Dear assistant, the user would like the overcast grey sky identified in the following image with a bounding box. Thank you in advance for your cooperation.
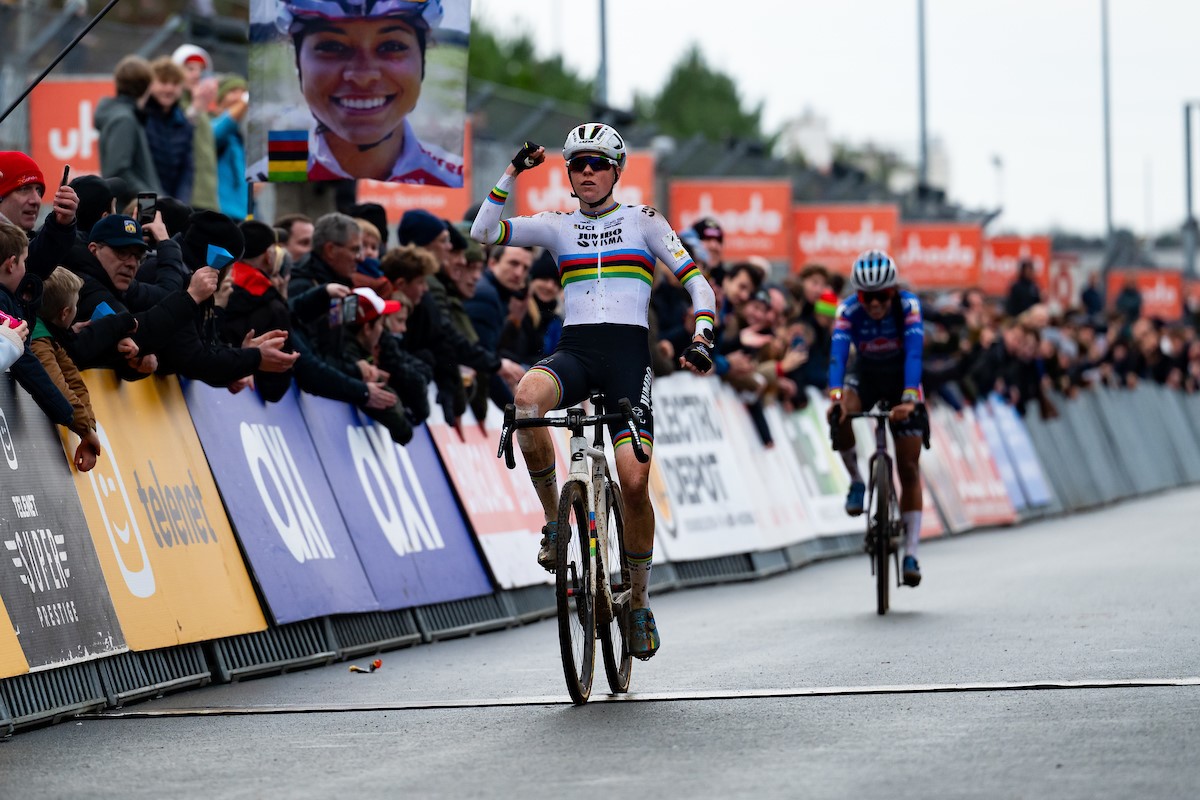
[473,0,1200,244]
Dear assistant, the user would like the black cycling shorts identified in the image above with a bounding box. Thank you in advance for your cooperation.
[529,324,654,450]
[845,365,924,438]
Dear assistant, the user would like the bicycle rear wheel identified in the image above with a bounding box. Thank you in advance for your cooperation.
[872,458,891,615]
[599,480,632,694]
[556,480,595,704]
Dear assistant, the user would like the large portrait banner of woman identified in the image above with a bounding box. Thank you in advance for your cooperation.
[248,0,470,187]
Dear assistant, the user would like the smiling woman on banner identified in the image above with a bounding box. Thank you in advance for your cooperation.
[248,0,464,186]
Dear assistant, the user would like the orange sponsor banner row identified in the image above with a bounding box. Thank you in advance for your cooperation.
[1105,269,1185,322]
[792,204,899,275]
[895,223,983,290]
[28,77,111,196]
[980,236,1052,297]
[670,179,792,262]
[515,150,655,216]
[66,372,266,651]
[357,122,474,228]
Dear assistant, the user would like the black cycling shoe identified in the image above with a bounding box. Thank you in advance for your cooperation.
[902,555,922,587]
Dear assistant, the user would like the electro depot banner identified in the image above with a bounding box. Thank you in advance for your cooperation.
[357,122,475,227]
[0,379,125,671]
[792,204,899,276]
[0,594,28,679]
[670,179,792,262]
[650,374,765,560]
[514,151,656,216]
[183,383,379,624]
[980,237,1052,298]
[426,399,564,590]
[895,223,983,290]
[297,392,493,609]
[68,372,265,650]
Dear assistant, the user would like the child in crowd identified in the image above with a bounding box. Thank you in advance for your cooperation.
[30,268,103,472]
[0,222,73,426]
[334,287,413,445]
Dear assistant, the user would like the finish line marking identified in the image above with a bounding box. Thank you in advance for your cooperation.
[80,677,1200,718]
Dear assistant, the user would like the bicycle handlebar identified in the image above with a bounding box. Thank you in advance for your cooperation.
[829,402,931,450]
[497,397,649,469]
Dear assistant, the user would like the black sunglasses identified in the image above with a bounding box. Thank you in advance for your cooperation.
[857,288,896,305]
[567,155,616,173]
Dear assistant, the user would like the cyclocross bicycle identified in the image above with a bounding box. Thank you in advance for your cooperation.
[497,394,648,705]
[834,402,928,616]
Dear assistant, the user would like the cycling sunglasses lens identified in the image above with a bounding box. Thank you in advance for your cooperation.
[859,289,894,304]
[568,156,614,173]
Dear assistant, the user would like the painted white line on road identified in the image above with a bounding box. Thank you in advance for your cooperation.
[78,677,1200,718]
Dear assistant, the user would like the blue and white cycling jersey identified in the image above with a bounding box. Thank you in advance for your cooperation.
[828,290,924,394]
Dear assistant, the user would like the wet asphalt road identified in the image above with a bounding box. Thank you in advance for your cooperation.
[2,488,1198,799]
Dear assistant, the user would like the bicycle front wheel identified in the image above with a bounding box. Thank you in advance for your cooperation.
[556,479,595,705]
[872,458,891,616]
[599,480,632,694]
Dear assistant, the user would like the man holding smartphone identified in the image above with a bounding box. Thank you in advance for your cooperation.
[0,151,80,280]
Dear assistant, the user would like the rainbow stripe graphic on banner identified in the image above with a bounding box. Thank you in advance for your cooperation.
[268,131,309,182]
[558,249,654,287]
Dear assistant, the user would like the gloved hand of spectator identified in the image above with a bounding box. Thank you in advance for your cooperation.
[188,266,219,304]
[365,382,398,410]
[74,430,102,473]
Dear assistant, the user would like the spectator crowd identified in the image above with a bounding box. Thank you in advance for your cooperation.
[1,38,1198,480]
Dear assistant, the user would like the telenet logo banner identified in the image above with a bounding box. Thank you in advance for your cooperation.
[65,372,265,650]
[0,594,29,679]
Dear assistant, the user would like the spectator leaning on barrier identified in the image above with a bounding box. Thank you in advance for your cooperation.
[0,221,73,426]
[95,56,162,195]
[467,243,532,400]
[288,211,361,357]
[30,268,103,472]
[144,57,195,204]
[0,151,80,279]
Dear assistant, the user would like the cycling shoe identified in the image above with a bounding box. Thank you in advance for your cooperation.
[846,481,866,516]
[629,608,661,660]
[537,523,557,573]
[902,555,922,587]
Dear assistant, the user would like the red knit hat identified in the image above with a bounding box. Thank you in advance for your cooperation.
[0,151,45,198]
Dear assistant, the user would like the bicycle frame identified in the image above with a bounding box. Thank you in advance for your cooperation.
[862,411,901,581]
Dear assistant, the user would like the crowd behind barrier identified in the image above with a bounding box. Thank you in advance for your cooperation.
[4,361,1200,734]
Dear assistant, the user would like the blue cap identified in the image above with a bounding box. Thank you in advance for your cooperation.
[89,215,146,250]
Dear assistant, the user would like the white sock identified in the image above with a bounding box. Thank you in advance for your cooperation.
[902,511,922,559]
[840,447,862,484]
[627,549,653,610]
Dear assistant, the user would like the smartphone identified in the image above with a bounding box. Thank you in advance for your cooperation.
[136,192,157,225]
[60,165,70,187]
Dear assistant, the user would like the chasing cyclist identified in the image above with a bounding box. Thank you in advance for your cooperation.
[470,123,717,660]
[826,250,927,587]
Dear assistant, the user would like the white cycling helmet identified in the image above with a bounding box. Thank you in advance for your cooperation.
[278,0,443,34]
[851,249,899,292]
[562,123,627,167]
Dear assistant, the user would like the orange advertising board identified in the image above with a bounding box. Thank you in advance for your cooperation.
[980,236,1052,297]
[670,179,792,262]
[895,223,982,290]
[28,78,110,193]
[1105,269,1184,321]
[792,204,899,275]
[65,372,266,650]
[514,150,655,215]
[357,121,474,227]
[0,596,29,679]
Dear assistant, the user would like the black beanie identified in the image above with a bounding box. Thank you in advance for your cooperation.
[529,250,559,283]
[397,209,446,247]
[347,202,389,250]
[183,210,245,269]
[239,220,277,260]
[69,175,113,234]
[445,218,468,251]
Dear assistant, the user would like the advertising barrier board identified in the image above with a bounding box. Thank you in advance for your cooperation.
[792,204,899,275]
[776,391,859,536]
[650,375,765,560]
[974,401,1026,511]
[980,237,1052,298]
[298,392,494,608]
[895,223,983,290]
[184,383,380,624]
[0,379,125,671]
[68,372,265,650]
[0,595,28,678]
[1106,269,1184,321]
[987,396,1053,508]
[670,179,792,262]
[928,405,1016,528]
[426,400,560,589]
